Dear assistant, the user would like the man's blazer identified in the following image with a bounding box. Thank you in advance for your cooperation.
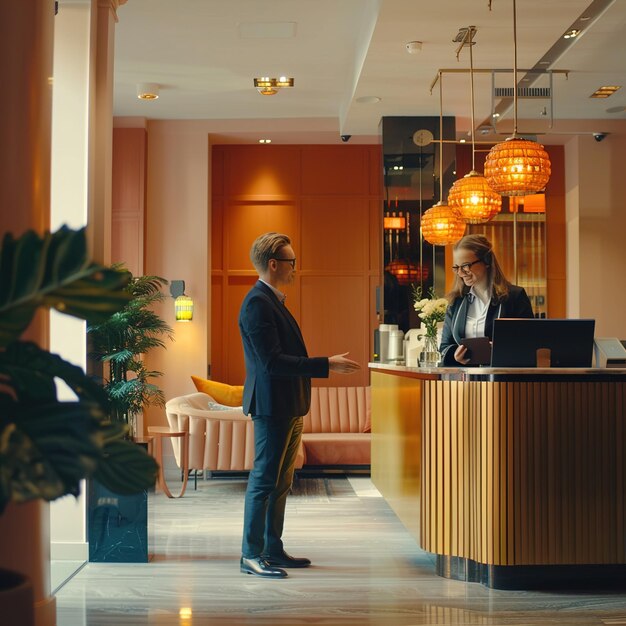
[239,280,329,418]
[440,285,534,365]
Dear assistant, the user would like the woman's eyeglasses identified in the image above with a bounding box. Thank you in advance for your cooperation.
[451,259,482,274]
[272,258,297,269]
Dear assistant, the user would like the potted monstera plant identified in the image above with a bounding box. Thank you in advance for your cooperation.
[0,226,158,621]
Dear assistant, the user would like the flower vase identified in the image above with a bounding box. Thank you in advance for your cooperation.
[419,333,441,367]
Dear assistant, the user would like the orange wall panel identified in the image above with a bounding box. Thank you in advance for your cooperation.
[226,202,299,270]
[211,275,224,380]
[226,146,301,199]
[300,275,368,388]
[212,145,382,388]
[300,197,368,272]
[226,276,257,384]
[301,146,369,196]
[112,128,146,275]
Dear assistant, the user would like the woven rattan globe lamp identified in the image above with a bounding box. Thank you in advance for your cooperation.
[421,201,466,246]
[484,0,551,196]
[420,73,466,246]
[448,26,502,223]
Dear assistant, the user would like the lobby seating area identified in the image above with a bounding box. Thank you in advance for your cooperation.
[164,386,371,473]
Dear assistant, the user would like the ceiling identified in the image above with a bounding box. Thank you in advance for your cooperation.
[111,0,626,144]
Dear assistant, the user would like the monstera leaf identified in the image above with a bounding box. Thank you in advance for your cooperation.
[0,227,158,514]
[0,226,132,347]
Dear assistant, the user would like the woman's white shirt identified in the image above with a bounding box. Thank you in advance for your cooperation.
[464,288,490,338]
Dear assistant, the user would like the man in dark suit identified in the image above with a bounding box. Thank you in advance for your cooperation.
[239,232,360,578]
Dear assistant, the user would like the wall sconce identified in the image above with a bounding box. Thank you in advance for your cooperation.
[170,280,193,322]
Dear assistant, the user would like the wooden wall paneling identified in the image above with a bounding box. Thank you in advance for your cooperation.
[112,128,146,275]
[210,275,224,381]
[212,145,224,197]
[211,196,224,271]
[300,275,368,387]
[301,146,369,196]
[226,202,299,270]
[300,197,368,272]
[226,146,301,200]
[212,145,382,386]
[545,145,566,318]
[111,213,142,276]
[226,276,257,385]
[368,146,383,197]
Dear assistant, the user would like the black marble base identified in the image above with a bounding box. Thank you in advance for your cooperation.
[88,480,151,563]
[436,555,626,590]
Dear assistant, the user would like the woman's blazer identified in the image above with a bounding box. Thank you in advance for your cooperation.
[439,285,534,366]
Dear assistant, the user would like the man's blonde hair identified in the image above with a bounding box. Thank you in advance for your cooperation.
[250,232,291,272]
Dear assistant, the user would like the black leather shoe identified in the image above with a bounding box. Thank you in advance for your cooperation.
[240,556,288,578]
[264,551,311,568]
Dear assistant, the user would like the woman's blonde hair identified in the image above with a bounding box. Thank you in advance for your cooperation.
[446,234,511,303]
[250,232,291,272]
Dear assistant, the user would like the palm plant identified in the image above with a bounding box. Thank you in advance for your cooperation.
[0,226,158,515]
[87,271,173,437]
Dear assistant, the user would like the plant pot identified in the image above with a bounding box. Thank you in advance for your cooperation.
[88,479,151,563]
[0,569,34,626]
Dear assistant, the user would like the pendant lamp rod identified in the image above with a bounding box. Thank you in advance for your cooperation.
[467,27,476,171]
[512,0,519,136]
[438,71,444,202]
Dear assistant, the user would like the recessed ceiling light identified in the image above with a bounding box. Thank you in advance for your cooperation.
[590,85,621,98]
[253,77,294,96]
[356,96,381,104]
[137,83,159,100]
[259,139,272,144]
[563,29,580,39]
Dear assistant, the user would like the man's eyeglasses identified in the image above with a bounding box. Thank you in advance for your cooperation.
[451,259,482,274]
[272,257,297,269]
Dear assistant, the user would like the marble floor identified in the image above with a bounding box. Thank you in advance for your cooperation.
[55,475,626,626]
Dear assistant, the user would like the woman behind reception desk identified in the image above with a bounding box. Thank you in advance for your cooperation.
[440,234,534,365]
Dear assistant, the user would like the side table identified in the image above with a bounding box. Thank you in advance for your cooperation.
[147,426,189,498]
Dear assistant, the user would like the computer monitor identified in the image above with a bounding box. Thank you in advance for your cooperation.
[490,318,595,368]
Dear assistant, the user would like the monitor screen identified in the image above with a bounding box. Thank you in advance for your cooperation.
[491,318,595,368]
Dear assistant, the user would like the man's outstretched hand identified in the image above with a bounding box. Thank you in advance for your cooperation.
[328,352,361,374]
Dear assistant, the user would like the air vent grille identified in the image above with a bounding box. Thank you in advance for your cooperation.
[495,87,552,98]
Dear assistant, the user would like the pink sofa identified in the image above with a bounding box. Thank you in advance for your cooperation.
[164,386,371,472]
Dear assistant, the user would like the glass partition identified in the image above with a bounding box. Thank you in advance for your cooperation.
[381,116,456,332]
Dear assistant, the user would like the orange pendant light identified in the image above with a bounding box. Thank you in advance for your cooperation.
[484,138,551,196]
[448,26,502,222]
[420,72,465,246]
[449,171,502,223]
[484,0,551,196]
[421,201,466,246]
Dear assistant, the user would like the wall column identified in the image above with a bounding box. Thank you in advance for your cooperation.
[0,1,56,625]
[88,0,127,264]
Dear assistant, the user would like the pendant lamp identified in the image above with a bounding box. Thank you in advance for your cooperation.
[420,74,466,246]
[448,27,502,223]
[484,0,551,196]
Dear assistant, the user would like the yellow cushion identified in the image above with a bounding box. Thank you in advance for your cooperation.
[191,376,244,407]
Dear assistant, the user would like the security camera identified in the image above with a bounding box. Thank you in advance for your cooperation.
[593,132,607,142]
[340,134,352,143]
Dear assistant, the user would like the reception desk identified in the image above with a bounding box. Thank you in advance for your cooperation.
[369,363,626,588]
